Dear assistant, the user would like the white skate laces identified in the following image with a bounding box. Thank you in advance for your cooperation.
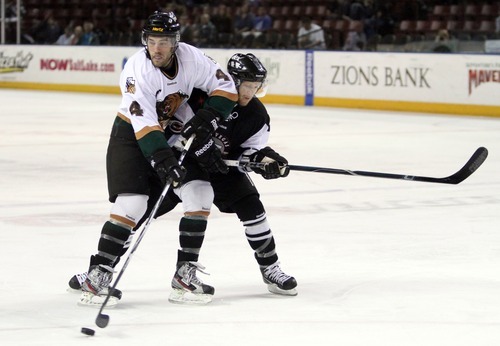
[169,261,214,305]
[78,265,121,308]
[261,262,298,296]
[82,265,114,294]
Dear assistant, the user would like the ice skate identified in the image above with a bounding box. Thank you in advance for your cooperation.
[169,261,214,305]
[78,265,121,307]
[261,262,298,296]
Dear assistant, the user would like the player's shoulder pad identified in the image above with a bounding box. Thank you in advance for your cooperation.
[176,42,210,64]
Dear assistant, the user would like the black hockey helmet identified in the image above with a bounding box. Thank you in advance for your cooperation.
[227,53,267,87]
[141,11,181,47]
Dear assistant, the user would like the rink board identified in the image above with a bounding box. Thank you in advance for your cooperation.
[0,45,498,117]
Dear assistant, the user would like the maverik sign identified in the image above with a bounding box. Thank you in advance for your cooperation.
[0,50,33,74]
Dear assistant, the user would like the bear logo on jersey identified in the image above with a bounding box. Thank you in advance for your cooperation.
[156,91,188,129]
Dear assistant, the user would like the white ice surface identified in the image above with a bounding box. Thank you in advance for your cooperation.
[0,90,499,346]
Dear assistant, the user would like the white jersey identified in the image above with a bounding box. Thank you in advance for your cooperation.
[117,43,237,141]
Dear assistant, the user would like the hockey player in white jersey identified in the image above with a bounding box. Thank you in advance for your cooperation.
[73,11,238,307]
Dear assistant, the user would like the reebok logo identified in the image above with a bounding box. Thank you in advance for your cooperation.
[195,139,214,157]
[210,119,218,130]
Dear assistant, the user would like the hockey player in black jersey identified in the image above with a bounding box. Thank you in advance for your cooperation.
[162,53,297,300]
[209,53,297,296]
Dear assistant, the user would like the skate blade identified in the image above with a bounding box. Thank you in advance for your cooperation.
[78,291,119,308]
[168,289,213,305]
[67,287,82,294]
[267,284,298,296]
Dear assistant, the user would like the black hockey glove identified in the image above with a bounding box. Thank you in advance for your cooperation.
[247,147,290,180]
[149,148,186,186]
[181,108,220,144]
[191,137,229,174]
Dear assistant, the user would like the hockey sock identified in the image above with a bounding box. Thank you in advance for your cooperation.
[232,195,279,267]
[95,221,133,267]
[246,219,278,267]
[177,216,207,263]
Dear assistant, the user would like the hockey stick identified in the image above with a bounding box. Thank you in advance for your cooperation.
[95,135,195,329]
[224,147,488,185]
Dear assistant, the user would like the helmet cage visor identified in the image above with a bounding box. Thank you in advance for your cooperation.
[255,79,268,98]
[141,32,180,48]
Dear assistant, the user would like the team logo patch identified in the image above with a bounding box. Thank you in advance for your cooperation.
[125,77,136,94]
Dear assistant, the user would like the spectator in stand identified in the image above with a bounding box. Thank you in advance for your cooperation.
[325,0,339,19]
[326,0,354,20]
[55,26,74,45]
[196,13,217,47]
[348,0,364,20]
[346,0,375,21]
[434,29,449,43]
[70,25,83,45]
[366,6,395,38]
[211,4,234,35]
[179,14,198,46]
[433,28,451,53]
[252,7,272,36]
[34,14,62,44]
[342,20,366,51]
[297,17,326,50]
[78,21,100,45]
[357,0,376,42]
[93,19,111,45]
[234,3,255,35]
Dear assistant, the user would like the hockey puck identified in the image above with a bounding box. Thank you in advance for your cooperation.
[81,327,95,336]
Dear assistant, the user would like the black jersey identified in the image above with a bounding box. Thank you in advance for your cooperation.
[183,88,271,212]
[186,87,271,161]
[215,96,270,161]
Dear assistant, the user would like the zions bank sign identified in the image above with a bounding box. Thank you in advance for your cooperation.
[331,65,431,88]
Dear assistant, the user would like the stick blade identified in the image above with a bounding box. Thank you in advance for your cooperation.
[95,313,110,328]
[446,146,488,184]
